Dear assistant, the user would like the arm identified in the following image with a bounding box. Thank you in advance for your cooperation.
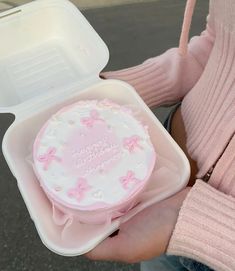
[86,180,235,271]
[167,180,235,271]
[102,15,215,108]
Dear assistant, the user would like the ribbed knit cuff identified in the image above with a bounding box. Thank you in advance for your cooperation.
[102,60,171,108]
[167,180,235,271]
[101,50,184,108]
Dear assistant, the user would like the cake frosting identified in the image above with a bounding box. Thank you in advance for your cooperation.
[33,100,156,222]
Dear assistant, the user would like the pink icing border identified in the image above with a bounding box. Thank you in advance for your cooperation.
[33,100,156,212]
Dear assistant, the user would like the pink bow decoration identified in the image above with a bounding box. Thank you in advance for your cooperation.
[123,135,143,153]
[37,147,61,171]
[120,170,141,190]
[81,110,104,128]
[67,178,91,202]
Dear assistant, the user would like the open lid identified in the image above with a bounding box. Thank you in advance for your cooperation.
[0,0,109,116]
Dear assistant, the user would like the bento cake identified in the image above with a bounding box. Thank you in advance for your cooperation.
[33,100,156,212]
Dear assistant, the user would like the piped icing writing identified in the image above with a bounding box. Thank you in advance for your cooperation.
[64,121,121,177]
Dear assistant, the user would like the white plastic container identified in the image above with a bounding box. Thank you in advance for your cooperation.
[0,0,190,256]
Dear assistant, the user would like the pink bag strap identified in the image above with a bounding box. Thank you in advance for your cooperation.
[178,0,197,56]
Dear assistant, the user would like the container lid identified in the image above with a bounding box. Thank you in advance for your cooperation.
[0,0,109,116]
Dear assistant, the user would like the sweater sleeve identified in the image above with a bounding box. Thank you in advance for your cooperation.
[167,180,235,271]
[102,15,215,108]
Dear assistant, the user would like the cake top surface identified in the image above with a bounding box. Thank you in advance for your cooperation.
[33,100,156,210]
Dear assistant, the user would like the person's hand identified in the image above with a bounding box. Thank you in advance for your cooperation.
[86,187,190,263]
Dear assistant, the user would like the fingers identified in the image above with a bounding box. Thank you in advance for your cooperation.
[85,232,135,263]
[99,73,106,79]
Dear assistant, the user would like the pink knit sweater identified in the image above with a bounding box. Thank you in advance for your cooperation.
[103,0,235,270]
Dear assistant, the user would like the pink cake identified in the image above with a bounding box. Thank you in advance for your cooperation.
[33,100,156,224]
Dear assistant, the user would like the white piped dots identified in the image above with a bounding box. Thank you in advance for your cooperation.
[93,190,103,199]
[54,186,62,192]
[68,120,75,126]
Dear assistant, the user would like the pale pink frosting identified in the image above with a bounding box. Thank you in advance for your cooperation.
[33,100,156,224]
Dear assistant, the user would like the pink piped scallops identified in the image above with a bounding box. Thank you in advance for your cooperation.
[33,100,156,224]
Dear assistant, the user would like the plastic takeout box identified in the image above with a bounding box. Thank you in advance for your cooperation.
[0,0,190,256]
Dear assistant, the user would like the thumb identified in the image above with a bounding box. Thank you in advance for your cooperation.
[99,72,106,79]
[100,71,118,80]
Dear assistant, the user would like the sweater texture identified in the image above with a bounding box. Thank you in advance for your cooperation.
[103,0,235,270]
